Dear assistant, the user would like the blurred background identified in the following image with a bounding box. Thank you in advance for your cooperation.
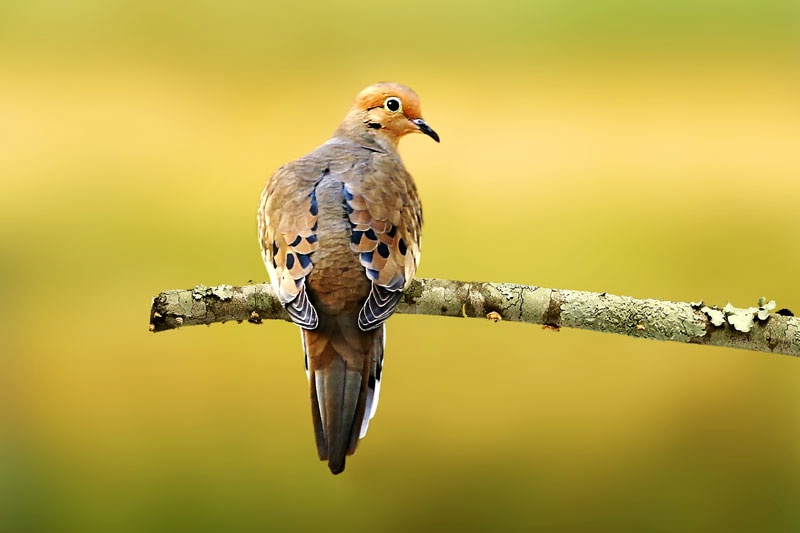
[1,0,799,531]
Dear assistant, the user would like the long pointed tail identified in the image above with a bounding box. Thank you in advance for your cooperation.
[303,321,384,475]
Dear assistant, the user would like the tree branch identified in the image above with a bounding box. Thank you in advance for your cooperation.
[149,278,800,357]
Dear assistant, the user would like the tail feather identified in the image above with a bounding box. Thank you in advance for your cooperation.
[303,323,384,475]
[309,377,327,460]
[359,326,384,440]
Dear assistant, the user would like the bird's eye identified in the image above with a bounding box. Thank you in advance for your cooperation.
[384,97,402,113]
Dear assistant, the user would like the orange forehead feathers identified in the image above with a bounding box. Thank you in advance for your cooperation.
[351,83,423,119]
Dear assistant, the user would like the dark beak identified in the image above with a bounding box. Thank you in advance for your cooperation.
[413,118,440,143]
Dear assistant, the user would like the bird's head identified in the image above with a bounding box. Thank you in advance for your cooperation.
[345,82,439,146]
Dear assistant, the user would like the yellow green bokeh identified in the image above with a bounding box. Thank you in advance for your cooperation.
[2,1,799,531]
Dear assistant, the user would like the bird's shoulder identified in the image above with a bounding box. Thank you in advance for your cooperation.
[280,137,408,182]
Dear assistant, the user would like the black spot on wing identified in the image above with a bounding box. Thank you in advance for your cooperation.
[281,179,322,330]
[343,186,354,214]
[341,183,405,329]
[358,284,403,331]
[309,189,319,216]
[297,253,312,269]
[376,242,390,259]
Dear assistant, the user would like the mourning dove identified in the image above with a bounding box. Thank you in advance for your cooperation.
[257,83,439,474]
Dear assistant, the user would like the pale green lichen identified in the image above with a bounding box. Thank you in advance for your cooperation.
[560,294,705,342]
[192,284,208,300]
[176,290,194,315]
[211,284,234,301]
[702,299,777,333]
[757,299,776,321]
[723,303,758,333]
[191,283,234,301]
[701,306,726,327]
[727,310,756,333]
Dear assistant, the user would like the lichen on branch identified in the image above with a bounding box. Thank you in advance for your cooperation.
[149,278,800,358]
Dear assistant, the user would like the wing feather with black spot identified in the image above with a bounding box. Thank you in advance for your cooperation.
[258,162,323,329]
[343,153,422,331]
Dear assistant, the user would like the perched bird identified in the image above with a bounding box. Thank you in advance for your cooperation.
[257,83,438,474]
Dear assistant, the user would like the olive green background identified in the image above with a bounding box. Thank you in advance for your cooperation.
[1,1,799,531]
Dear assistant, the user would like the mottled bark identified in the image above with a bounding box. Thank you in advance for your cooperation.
[149,278,800,357]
